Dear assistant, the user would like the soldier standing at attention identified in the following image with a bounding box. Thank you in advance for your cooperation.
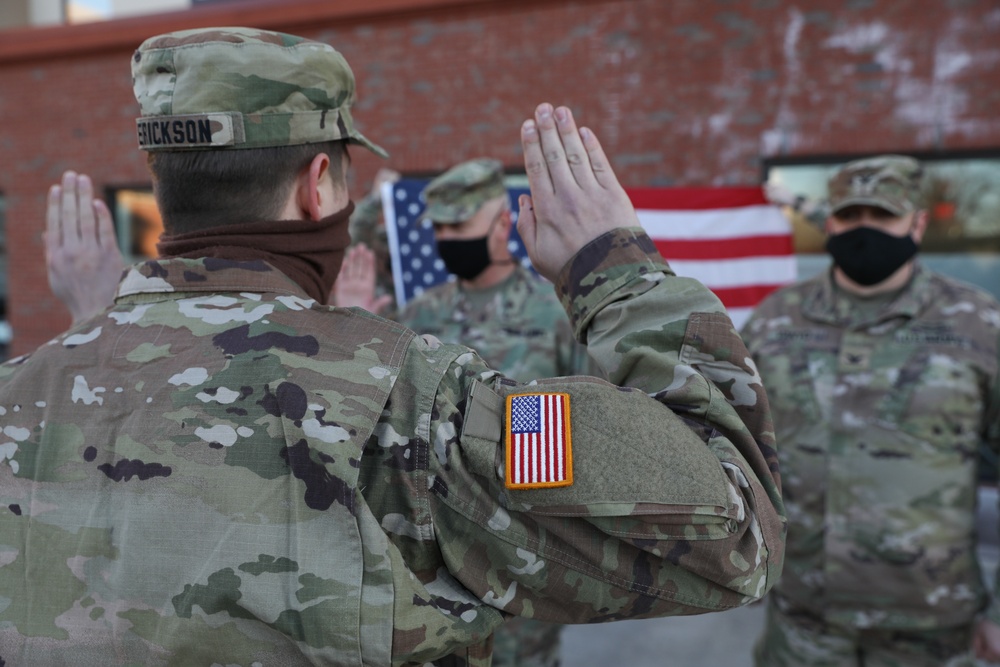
[1,27,785,666]
[742,156,1000,666]
[400,158,594,387]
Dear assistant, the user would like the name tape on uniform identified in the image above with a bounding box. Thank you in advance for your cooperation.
[136,113,246,149]
[505,392,573,490]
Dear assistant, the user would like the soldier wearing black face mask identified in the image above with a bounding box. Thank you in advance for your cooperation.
[742,155,1000,666]
[397,158,598,667]
[823,156,926,292]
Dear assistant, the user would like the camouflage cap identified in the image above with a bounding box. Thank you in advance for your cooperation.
[421,158,507,224]
[131,27,387,157]
[828,155,924,217]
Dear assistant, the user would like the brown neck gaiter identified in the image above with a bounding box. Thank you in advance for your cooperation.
[157,201,355,304]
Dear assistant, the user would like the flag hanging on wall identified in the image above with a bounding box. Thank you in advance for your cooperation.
[382,181,795,329]
[628,187,796,328]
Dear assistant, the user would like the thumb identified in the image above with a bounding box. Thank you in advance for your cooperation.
[516,195,537,258]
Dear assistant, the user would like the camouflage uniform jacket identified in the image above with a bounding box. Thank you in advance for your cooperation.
[741,264,1000,631]
[398,265,592,382]
[1,228,785,666]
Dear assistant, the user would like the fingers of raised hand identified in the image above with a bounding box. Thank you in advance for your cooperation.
[58,171,82,245]
[553,107,596,189]
[342,246,361,279]
[356,246,375,280]
[579,126,621,192]
[76,174,98,247]
[46,184,63,248]
[534,103,578,193]
[521,117,550,196]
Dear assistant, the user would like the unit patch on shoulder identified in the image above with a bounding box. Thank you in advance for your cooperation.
[505,392,573,490]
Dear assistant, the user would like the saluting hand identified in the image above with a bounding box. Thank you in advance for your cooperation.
[516,103,640,281]
[45,171,127,325]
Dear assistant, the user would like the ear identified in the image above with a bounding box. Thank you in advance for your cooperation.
[489,208,513,259]
[911,209,929,244]
[295,153,331,222]
[496,208,513,238]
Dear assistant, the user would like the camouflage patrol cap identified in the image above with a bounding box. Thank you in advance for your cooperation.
[131,27,387,157]
[828,155,924,217]
[421,158,507,224]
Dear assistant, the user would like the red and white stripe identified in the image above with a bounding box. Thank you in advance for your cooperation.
[511,394,569,487]
[628,187,796,330]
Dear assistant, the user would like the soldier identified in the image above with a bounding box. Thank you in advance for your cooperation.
[401,158,594,384]
[742,156,1000,666]
[0,27,785,666]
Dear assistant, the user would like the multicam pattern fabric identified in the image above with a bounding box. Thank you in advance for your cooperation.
[398,265,594,382]
[400,260,586,665]
[490,617,562,667]
[754,595,979,667]
[741,265,1000,636]
[421,159,507,224]
[132,27,387,156]
[827,155,924,217]
[1,228,785,666]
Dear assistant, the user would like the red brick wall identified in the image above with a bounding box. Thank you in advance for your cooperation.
[2,0,999,354]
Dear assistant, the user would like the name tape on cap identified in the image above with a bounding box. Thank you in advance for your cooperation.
[136,113,246,149]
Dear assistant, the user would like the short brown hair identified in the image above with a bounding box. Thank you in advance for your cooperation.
[148,140,349,234]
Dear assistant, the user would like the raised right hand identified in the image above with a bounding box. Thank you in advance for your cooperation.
[515,103,640,281]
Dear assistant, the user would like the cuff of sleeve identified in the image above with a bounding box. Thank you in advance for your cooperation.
[554,227,672,339]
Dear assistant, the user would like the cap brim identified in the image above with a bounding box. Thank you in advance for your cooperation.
[831,196,907,217]
[350,131,389,159]
[419,206,463,225]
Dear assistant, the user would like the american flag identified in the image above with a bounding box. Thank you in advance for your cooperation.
[506,392,572,489]
[382,181,795,329]
[630,187,796,329]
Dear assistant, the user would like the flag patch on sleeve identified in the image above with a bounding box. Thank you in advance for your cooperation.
[505,392,573,489]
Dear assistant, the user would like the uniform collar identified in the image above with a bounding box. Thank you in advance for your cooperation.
[801,261,932,327]
[116,257,312,301]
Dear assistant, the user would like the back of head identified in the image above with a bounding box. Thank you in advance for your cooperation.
[132,27,387,232]
[421,158,507,224]
[827,154,924,217]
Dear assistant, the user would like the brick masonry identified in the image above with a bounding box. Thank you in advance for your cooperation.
[1,0,999,354]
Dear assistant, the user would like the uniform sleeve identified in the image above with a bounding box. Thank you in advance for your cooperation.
[427,227,785,623]
[554,308,600,378]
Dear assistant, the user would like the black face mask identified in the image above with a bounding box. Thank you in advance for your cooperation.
[436,235,492,281]
[825,226,918,287]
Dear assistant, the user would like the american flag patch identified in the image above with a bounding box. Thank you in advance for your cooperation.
[505,392,573,489]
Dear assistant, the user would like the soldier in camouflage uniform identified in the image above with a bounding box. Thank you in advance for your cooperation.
[742,156,1000,666]
[399,159,593,385]
[0,27,786,666]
